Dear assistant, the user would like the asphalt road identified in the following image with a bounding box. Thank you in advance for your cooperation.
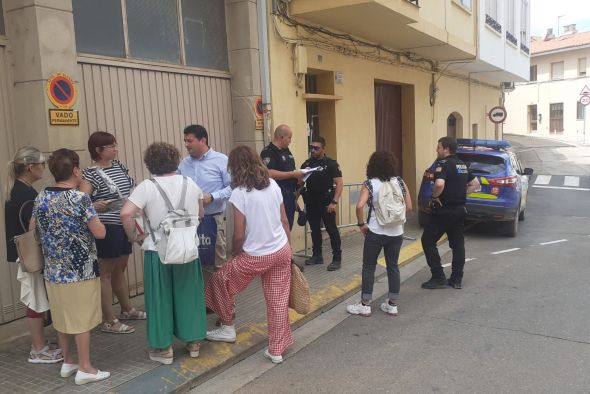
[198,135,590,393]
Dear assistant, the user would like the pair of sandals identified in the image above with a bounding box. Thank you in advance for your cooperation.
[101,308,147,334]
[28,343,63,364]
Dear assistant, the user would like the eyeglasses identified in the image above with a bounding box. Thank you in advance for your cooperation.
[102,144,118,149]
[309,145,322,152]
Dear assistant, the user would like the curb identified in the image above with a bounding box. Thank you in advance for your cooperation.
[114,235,447,394]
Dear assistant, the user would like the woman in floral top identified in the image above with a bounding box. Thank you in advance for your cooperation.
[33,149,110,385]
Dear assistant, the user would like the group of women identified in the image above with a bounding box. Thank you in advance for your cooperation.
[5,128,411,386]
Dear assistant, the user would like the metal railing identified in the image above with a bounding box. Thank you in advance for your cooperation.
[296,182,417,258]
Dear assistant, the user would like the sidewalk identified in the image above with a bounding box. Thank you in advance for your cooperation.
[0,214,431,393]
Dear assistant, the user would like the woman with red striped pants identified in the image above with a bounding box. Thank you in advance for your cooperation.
[205,145,293,363]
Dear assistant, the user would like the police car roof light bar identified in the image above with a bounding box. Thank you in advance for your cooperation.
[456,139,511,150]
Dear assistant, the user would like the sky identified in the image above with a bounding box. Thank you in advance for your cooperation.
[531,0,590,36]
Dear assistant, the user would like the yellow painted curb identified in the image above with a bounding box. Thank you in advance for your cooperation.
[378,234,448,268]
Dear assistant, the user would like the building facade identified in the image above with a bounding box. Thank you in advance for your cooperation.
[0,0,529,331]
[504,26,590,141]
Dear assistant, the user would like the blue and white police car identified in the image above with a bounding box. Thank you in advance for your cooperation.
[418,139,534,237]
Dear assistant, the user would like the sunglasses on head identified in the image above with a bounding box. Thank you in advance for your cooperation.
[309,145,322,151]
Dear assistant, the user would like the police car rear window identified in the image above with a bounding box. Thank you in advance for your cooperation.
[457,153,506,175]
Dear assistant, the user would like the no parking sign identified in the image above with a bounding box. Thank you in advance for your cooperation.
[46,73,77,109]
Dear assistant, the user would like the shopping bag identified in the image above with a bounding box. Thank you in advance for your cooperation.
[197,215,217,266]
[289,263,310,314]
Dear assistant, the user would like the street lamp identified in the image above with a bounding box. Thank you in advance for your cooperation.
[557,15,565,36]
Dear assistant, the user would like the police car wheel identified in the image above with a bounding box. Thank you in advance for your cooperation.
[518,207,525,221]
[504,212,519,238]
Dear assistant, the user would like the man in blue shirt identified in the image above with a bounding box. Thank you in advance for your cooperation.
[178,125,231,273]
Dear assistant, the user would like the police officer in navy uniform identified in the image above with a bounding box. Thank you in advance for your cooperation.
[301,136,344,271]
[261,124,304,229]
[421,136,480,289]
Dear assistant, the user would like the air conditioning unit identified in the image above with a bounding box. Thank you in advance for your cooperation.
[501,82,515,92]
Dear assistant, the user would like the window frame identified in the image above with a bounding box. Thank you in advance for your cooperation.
[73,0,228,71]
[550,61,564,80]
[577,101,586,120]
[578,58,587,77]
[529,65,537,81]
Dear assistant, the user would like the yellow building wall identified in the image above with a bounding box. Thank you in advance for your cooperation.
[267,6,499,248]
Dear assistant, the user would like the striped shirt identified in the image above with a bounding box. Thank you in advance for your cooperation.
[82,160,135,225]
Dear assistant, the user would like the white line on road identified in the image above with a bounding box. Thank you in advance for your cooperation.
[563,176,580,187]
[533,185,590,191]
[539,239,568,245]
[534,175,552,185]
[491,248,521,255]
[443,258,476,268]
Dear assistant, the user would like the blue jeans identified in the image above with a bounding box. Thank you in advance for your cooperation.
[361,231,403,302]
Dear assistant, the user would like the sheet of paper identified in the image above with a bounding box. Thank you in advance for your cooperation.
[301,166,322,182]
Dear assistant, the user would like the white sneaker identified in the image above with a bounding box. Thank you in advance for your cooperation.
[74,369,110,385]
[60,363,79,378]
[206,324,236,343]
[264,349,283,364]
[380,301,398,316]
[346,302,371,316]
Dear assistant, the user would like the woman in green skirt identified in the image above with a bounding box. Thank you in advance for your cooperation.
[120,142,206,364]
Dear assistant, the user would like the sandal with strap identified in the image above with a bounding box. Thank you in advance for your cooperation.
[28,345,64,364]
[101,318,135,334]
[186,341,201,358]
[119,308,147,320]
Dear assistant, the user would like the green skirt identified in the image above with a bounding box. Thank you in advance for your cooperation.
[143,251,207,349]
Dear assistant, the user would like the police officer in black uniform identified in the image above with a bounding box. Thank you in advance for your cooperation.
[421,136,480,289]
[301,136,343,271]
[261,124,304,229]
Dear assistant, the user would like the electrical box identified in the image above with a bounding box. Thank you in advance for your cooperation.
[293,44,308,74]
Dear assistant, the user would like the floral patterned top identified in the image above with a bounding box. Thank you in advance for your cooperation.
[33,187,99,284]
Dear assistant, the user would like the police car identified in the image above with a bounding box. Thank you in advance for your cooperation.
[418,139,534,237]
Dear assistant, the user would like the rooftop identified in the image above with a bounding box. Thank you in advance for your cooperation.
[531,30,590,55]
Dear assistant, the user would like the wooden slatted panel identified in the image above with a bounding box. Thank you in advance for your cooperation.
[77,61,233,298]
[0,45,24,324]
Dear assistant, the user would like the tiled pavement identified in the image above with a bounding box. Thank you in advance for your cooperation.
[0,215,425,393]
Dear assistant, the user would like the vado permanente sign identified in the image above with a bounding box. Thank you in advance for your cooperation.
[46,72,79,126]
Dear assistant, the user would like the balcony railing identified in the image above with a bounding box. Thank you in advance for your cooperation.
[506,31,517,45]
[520,43,530,54]
[485,14,502,34]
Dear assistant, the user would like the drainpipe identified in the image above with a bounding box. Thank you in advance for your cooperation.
[257,0,272,146]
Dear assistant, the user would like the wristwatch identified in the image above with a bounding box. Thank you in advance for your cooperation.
[331,200,338,205]
[357,222,365,227]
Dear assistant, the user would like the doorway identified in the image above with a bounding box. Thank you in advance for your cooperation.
[446,112,463,138]
[549,103,564,134]
[527,104,537,133]
[374,83,402,173]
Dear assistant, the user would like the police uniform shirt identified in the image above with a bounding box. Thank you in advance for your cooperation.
[261,143,297,190]
[301,156,342,195]
[434,154,475,206]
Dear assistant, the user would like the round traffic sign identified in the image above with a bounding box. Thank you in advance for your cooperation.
[580,95,590,106]
[488,106,507,124]
[46,73,77,109]
[254,97,263,119]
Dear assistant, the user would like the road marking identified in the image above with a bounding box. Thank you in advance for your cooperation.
[443,258,475,268]
[563,176,580,187]
[491,248,520,255]
[533,185,590,191]
[539,239,568,245]
[534,175,551,185]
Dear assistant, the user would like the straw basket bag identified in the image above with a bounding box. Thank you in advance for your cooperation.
[289,263,310,315]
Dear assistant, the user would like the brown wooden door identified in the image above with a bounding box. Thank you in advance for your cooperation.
[375,83,402,173]
[549,103,563,134]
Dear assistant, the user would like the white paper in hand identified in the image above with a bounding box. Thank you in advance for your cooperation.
[301,166,322,182]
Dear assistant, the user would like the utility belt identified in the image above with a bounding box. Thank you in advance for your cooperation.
[302,188,334,205]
